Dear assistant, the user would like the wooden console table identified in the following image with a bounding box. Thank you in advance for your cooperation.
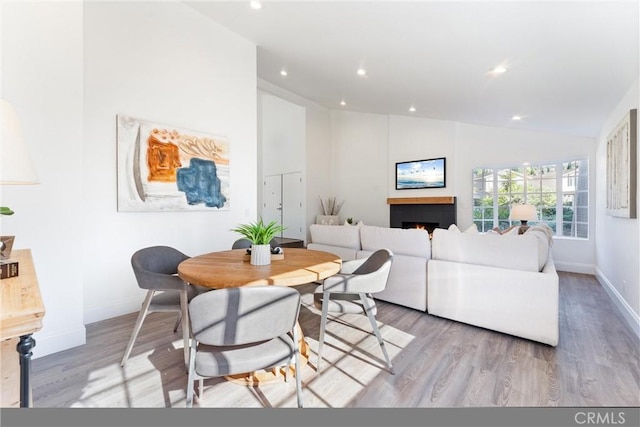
[272,237,304,248]
[1,249,45,407]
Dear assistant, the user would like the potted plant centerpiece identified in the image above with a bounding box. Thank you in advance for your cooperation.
[231,218,286,266]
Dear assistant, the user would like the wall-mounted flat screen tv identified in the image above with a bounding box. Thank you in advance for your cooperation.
[396,157,446,190]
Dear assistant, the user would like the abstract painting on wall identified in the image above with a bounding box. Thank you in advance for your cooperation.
[117,115,230,212]
[606,109,637,219]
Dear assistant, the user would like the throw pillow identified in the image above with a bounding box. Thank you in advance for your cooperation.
[464,224,479,234]
[448,224,477,233]
[503,226,520,236]
[524,224,554,245]
[491,225,517,235]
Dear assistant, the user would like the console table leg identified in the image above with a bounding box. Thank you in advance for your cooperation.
[17,334,35,408]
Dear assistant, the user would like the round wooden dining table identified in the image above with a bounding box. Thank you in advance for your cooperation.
[178,248,342,289]
[177,247,342,385]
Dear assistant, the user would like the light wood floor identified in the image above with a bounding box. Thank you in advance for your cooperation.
[31,272,640,408]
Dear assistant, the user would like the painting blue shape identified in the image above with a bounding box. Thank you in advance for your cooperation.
[177,158,227,208]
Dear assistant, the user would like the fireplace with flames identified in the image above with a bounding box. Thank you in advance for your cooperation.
[402,221,440,238]
[389,197,457,235]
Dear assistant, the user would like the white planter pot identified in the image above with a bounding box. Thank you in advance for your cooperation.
[316,215,340,225]
[250,244,271,266]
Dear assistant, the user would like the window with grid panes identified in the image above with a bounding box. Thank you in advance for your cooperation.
[472,159,588,238]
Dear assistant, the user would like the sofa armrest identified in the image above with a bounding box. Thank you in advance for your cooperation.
[427,259,559,346]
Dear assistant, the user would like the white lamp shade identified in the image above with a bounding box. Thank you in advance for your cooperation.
[510,204,537,221]
[1,99,39,184]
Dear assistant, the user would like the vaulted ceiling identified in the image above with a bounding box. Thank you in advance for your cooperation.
[188,1,639,138]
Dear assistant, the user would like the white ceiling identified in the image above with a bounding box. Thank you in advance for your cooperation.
[187,1,639,138]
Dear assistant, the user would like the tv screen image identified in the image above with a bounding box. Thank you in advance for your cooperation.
[396,157,446,189]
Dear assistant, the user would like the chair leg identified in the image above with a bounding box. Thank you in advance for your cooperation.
[180,290,190,369]
[120,290,155,367]
[316,290,330,372]
[186,339,196,408]
[173,313,182,333]
[293,326,303,408]
[360,293,394,374]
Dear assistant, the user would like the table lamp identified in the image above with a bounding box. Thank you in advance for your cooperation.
[1,99,39,264]
[510,203,536,234]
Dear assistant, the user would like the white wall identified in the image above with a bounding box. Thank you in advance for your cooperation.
[1,0,86,356]
[82,2,257,325]
[1,1,257,357]
[330,110,389,227]
[595,77,639,335]
[388,115,457,199]
[257,79,332,240]
[260,92,305,177]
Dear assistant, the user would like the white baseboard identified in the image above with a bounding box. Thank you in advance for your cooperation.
[554,261,595,275]
[595,267,640,340]
[33,326,86,359]
[84,296,141,325]
[31,298,141,359]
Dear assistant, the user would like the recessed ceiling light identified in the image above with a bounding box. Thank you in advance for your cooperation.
[409,106,416,113]
[492,65,508,74]
[250,1,262,10]
[357,68,366,76]
[280,69,288,77]
[512,115,522,121]
[340,100,346,106]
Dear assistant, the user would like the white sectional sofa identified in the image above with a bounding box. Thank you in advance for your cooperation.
[307,223,559,346]
[308,224,430,311]
[428,226,559,346]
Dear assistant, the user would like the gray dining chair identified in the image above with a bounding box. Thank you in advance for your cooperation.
[314,248,395,374]
[186,286,303,408]
[121,246,200,367]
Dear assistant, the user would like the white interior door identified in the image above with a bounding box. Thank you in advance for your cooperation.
[262,175,282,233]
[282,172,304,240]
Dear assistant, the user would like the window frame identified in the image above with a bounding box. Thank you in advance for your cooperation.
[472,158,589,240]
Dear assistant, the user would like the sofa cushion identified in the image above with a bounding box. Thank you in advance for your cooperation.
[359,225,430,259]
[309,224,361,250]
[431,228,542,272]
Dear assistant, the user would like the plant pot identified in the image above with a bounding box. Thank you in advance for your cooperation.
[250,244,271,266]
[316,215,340,225]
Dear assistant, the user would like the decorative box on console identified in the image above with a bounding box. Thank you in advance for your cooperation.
[316,215,340,225]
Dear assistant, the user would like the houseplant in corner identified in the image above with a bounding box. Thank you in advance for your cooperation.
[231,218,286,265]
